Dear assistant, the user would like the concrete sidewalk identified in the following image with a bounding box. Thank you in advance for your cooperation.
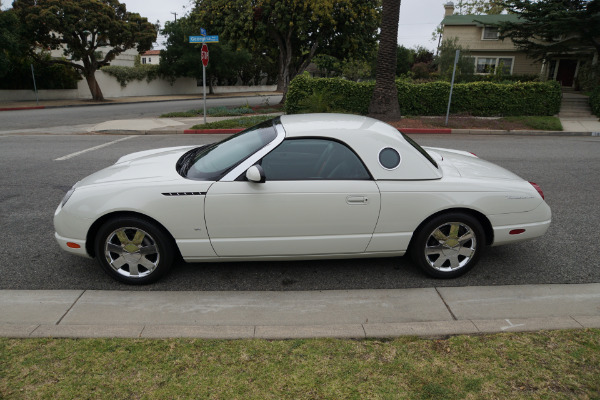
[2,284,599,339]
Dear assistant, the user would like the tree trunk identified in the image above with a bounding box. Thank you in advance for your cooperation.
[85,72,105,101]
[368,0,402,120]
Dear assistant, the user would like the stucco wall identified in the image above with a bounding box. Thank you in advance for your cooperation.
[0,70,277,101]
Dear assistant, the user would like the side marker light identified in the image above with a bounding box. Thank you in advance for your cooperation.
[509,229,526,235]
[67,242,81,249]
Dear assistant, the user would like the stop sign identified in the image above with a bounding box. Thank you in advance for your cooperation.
[201,44,209,67]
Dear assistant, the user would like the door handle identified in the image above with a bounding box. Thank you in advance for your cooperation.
[346,195,368,205]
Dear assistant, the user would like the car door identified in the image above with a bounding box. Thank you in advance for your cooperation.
[204,138,381,257]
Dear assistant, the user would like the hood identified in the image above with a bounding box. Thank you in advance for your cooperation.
[424,147,523,181]
[75,146,196,188]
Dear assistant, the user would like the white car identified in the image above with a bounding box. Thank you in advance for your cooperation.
[54,114,551,284]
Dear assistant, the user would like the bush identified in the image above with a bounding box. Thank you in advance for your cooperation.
[101,65,160,87]
[0,57,80,90]
[590,86,600,117]
[285,74,562,117]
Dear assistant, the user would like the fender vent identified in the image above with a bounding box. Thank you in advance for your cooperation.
[161,192,206,196]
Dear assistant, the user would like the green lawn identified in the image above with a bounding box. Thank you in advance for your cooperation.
[2,330,599,399]
[190,115,275,129]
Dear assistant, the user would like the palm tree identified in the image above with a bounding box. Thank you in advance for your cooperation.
[368,0,402,119]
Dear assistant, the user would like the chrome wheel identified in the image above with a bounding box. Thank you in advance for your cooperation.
[95,216,174,284]
[424,222,476,272]
[411,212,485,278]
[104,227,160,278]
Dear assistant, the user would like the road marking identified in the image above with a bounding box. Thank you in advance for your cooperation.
[54,136,136,161]
[501,319,525,331]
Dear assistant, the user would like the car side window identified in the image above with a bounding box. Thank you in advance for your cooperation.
[260,138,371,180]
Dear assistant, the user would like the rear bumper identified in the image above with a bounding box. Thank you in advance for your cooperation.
[490,201,552,246]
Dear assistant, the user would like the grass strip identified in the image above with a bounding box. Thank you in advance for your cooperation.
[2,329,599,399]
[161,106,281,118]
[503,116,563,131]
[190,115,274,130]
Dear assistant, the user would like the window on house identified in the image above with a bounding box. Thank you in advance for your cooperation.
[482,26,499,40]
[148,58,152,63]
[142,58,146,64]
[475,57,513,75]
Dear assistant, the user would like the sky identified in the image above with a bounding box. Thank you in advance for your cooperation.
[2,0,446,51]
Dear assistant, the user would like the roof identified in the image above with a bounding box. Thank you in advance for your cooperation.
[442,14,521,27]
[142,50,161,56]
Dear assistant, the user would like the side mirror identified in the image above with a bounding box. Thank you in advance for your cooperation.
[246,164,266,183]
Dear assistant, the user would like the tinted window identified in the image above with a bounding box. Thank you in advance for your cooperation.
[184,118,278,180]
[260,138,371,180]
[379,147,401,170]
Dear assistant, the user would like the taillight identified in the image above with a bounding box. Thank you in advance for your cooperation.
[529,182,545,200]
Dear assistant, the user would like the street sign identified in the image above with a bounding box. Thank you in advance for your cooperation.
[189,35,219,43]
[200,27,207,36]
[201,44,209,67]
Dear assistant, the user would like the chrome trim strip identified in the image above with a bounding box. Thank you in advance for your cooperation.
[161,192,206,196]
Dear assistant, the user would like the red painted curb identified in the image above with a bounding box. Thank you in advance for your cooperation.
[398,128,452,134]
[184,128,244,134]
[0,106,46,111]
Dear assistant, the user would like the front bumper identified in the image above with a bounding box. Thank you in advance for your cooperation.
[54,232,91,258]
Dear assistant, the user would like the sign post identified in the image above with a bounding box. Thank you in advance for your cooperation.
[189,30,219,124]
[201,44,209,124]
[445,50,460,126]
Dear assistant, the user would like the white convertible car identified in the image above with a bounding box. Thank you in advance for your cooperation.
[54,114,551,284]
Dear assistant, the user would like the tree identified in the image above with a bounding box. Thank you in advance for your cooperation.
[453,0,506,14]
[192,0,380,101]
[13,0,157,101]
[159,17,263,93]
[435,37,475,80]
[368,0,401,119]
[497,0,600,61]
[396,45,415,76]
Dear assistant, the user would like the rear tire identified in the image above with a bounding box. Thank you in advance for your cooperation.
[411,213,485,279]
[94,217,174,284]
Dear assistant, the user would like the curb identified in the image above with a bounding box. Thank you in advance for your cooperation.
[400,128,452,134]
[3,316,599,339]
[184,128,244,134]
[0,106,46,111]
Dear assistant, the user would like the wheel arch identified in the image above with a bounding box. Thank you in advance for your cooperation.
[408,207,494,251]
[86,211,180,259]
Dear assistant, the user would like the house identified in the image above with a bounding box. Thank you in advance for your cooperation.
[440,1,597,87]
[140,50,161,65]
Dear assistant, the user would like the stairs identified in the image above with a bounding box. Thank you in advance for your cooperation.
[558,90,595,118]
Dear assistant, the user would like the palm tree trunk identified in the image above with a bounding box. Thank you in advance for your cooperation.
[368,0,402,120]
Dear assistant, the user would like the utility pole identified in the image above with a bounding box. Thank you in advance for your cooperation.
[171,12,177,22]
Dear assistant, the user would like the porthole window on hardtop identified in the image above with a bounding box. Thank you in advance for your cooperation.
[379,147,401,170]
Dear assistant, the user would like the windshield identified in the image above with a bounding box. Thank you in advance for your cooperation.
[181,117,279,181]
[401,132,439,169]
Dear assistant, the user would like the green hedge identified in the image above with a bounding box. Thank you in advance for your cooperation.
[285,74,562,117]
[590,86,600,117]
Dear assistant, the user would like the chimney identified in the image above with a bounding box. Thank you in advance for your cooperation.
[444,2,455,16]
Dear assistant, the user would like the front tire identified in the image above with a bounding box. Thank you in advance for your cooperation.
[94,217,174,284]
[411,213,485,279]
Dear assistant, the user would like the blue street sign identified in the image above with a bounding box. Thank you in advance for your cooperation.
[189,35,219,43]
[200,28,207,36]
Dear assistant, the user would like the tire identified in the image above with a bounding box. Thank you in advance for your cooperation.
[411,212,485,279]
[94,216,174,284]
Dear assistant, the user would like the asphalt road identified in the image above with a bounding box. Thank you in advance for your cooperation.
[1,133,598,290]
[0,95,282,133]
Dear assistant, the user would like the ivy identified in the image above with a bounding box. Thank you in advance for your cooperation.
[100,65,160,88]
[285,74,561,117]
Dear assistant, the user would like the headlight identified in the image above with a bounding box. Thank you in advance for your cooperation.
[61,187,76,207]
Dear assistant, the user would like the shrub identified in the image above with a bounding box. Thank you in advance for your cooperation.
[590,86,600,117]
[101,65,160,87]
[285,74,561,117]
